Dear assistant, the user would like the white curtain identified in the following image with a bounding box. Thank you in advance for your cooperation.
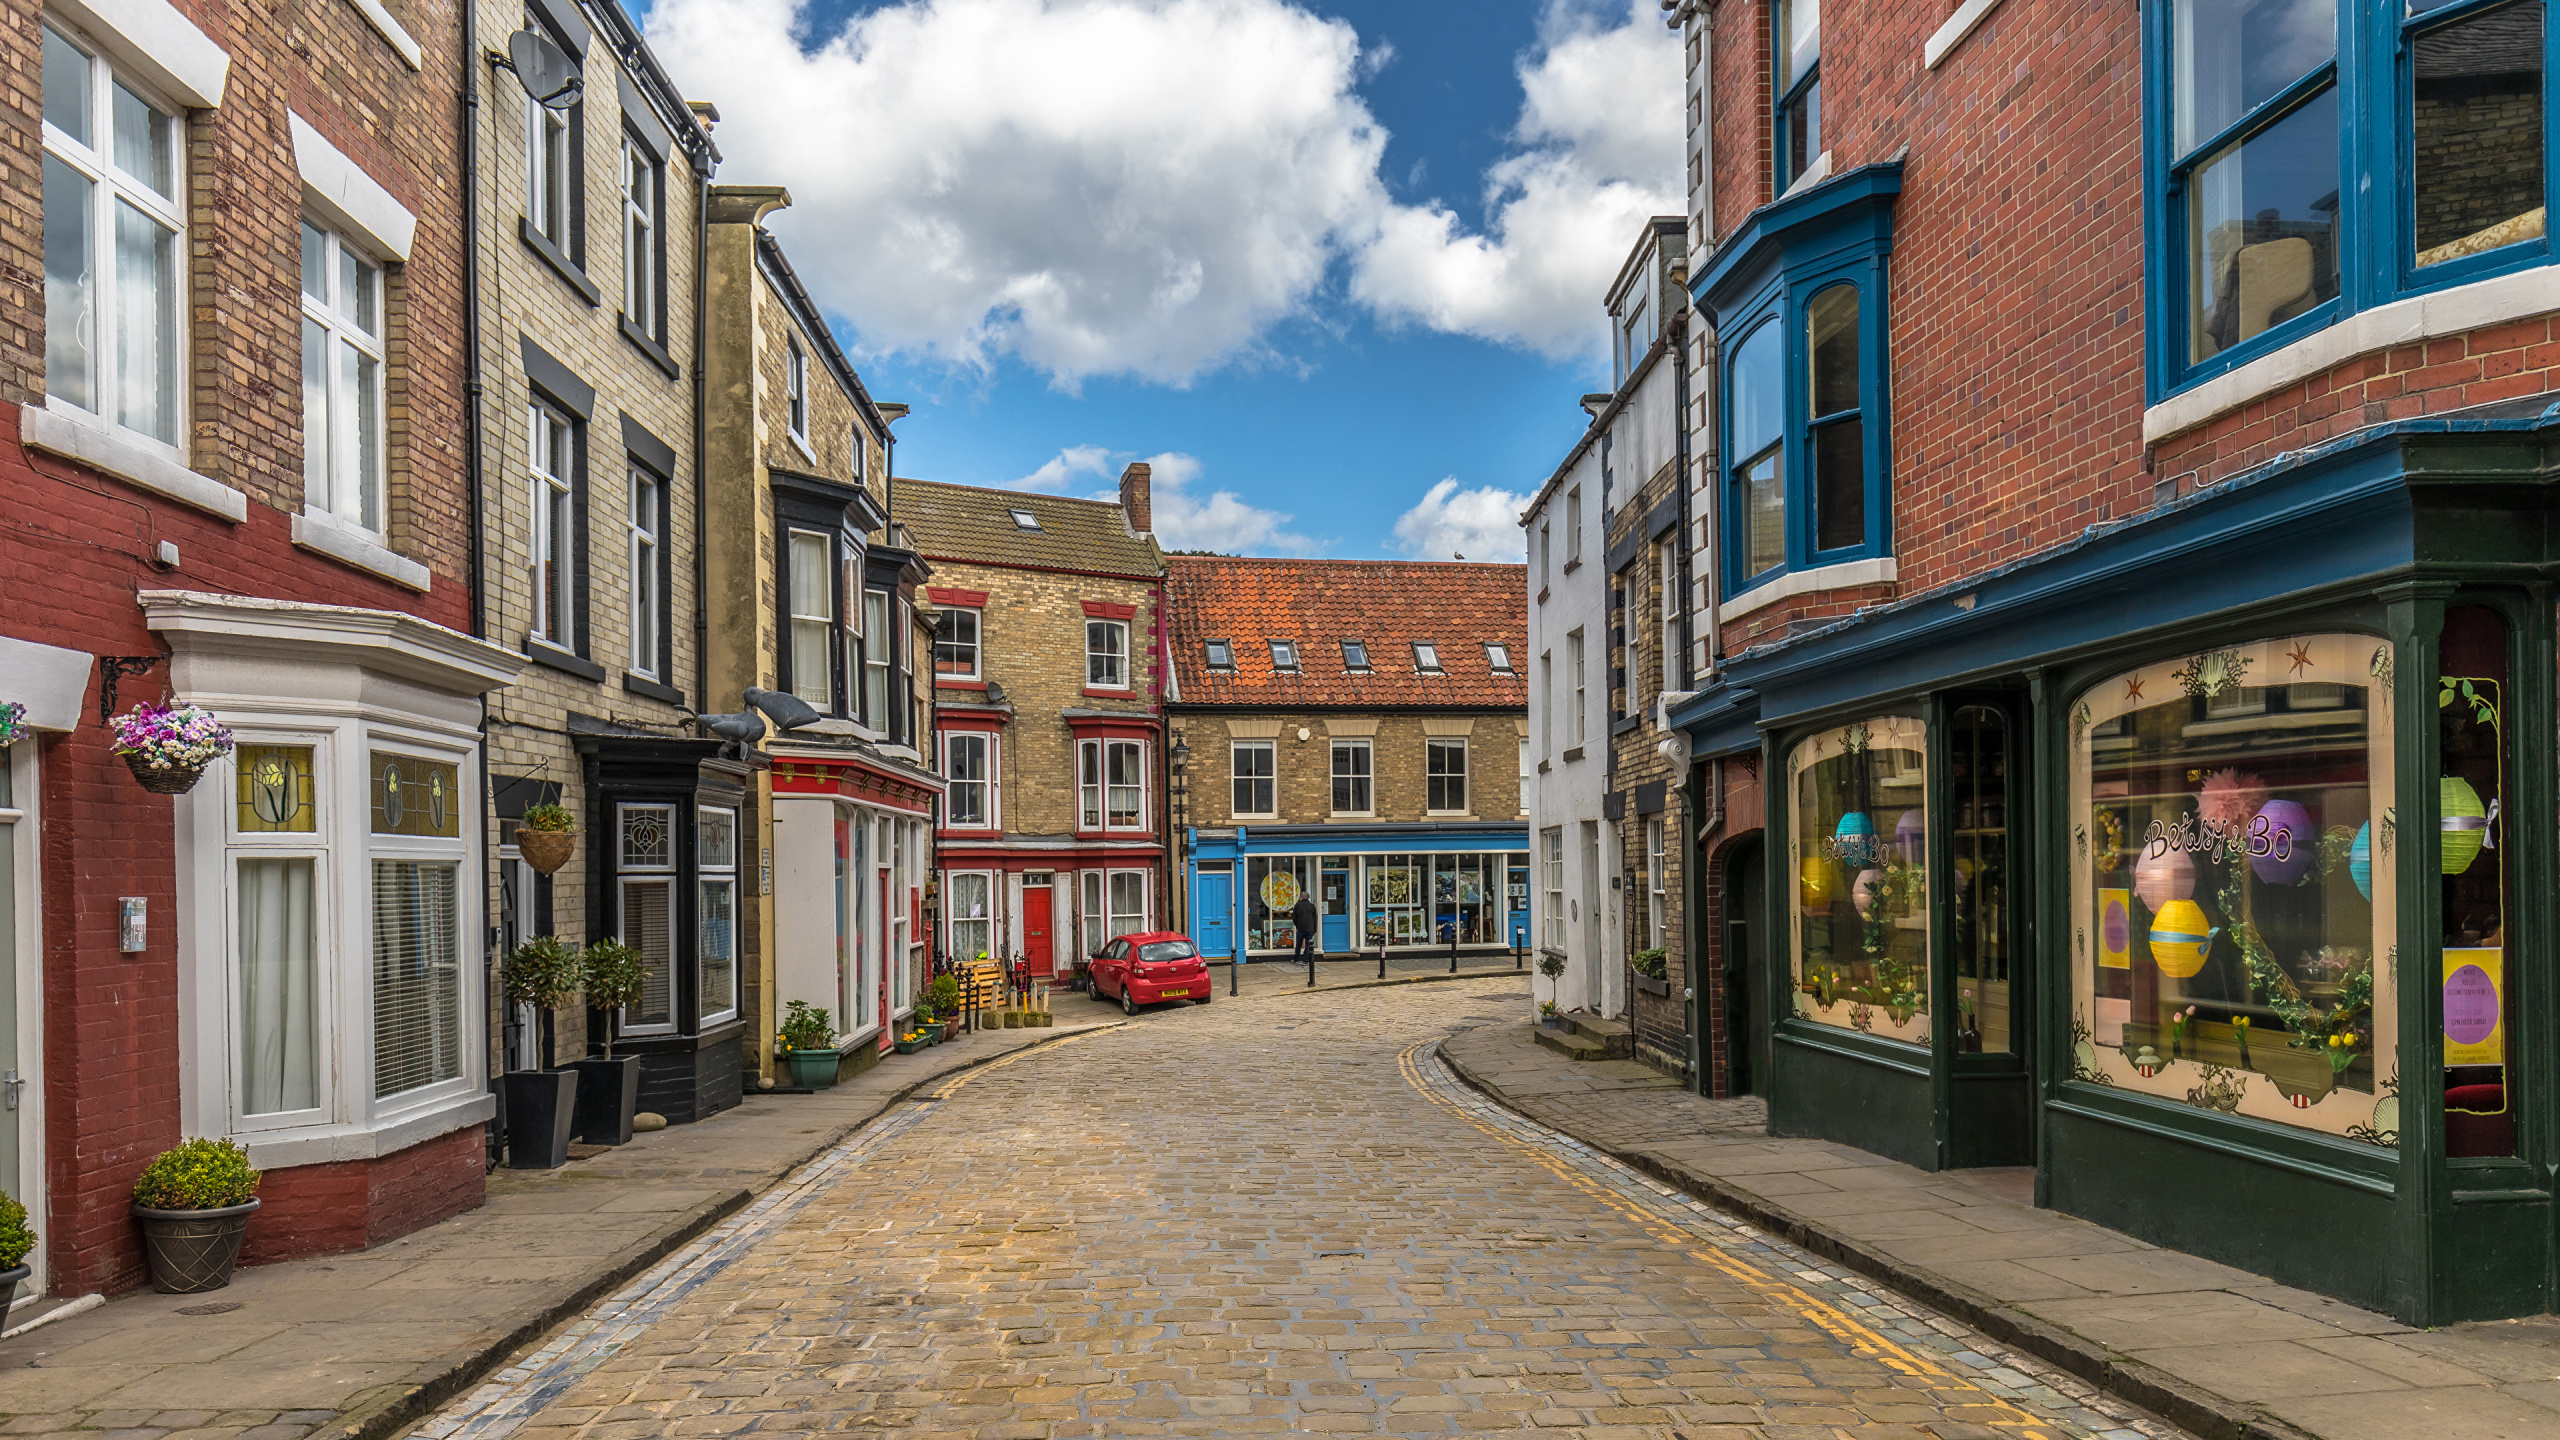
[239,856,316,1115]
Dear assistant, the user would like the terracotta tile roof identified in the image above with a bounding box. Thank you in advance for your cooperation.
[1167,557,1528,708]
[893,479,1164,578]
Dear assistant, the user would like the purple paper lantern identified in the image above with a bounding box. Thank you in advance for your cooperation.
[2134,846,2194,912]
[1895,809,1927,863]
[2249,798,2315,885]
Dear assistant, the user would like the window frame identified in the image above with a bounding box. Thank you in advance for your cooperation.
[1231,739,1276,818]
[1268,638,1298,673]
[299,221,388,535]
[696,805,739,1027]
[627,462,666,682]
[41,19,188,452]
[935,605,982,681]
[1426,737,1469,816]
[614,800,681,1038]
[527,398,584,655]
[785,335,809,446]
[1331,738,1372,815]
[1567,630,1587,749]
[1773,0,1823,189]
[1541,827,1566,951]
[1485,642,1514,674]
[1645,817,1666,949]
[619,128,664,345]
[1718,264,1890,595]
[782,526,841,713]
[2143,0,2560,399]
[1204,638,1233,671]
[862,586,893,733]
[1341,638,1370,672]
[946,869,995,966]
[941,730,998,830]
[1413,642,1443,673]
[1086,619,1131,690]
[1079,737,1151,834]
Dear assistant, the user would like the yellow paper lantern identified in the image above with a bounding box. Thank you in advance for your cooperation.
[1800,857,1839,909]
[2441,777,2489,876]
[2148,898,2217,979]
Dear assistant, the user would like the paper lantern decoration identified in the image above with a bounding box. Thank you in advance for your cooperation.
[2134,847,2194,912]
[2349,822,2373,900]
[1834,811,1877,864]
[2441,777,2489,875]
[2249,798,2315,885]
[1894,809,1927,863]
[1799,857,1839,909]
[2148,899,2217,979]
[1852,867,1886,918]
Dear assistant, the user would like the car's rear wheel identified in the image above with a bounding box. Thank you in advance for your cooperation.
[1122,986,1139,1017]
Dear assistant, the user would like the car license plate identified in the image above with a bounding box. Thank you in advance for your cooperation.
[1161,988,1189,998]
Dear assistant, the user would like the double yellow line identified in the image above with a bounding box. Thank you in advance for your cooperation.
[1396,1041,2067,1440]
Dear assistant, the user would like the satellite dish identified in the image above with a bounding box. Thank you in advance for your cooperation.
[505,28,583,109]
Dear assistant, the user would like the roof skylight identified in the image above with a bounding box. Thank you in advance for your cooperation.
[1008,508,1041,530]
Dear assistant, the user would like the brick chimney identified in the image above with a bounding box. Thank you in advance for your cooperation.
[1118,462,1152,535]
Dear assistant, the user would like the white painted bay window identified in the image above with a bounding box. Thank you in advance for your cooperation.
[1079,738,1147,831]
[1109,871,1147,939]
[788,529,834,708]
[698,808,738,1024]
[949,871,993,963]
[942,731,996,829]
[617,803,676,1034]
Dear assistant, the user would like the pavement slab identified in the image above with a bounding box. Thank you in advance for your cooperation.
[1437,1015,2560,1440]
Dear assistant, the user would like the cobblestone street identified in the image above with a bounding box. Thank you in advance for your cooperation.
[415,978,2178,1440]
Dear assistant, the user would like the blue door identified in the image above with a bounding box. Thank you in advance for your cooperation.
[1320,864,1351,953]
[1196,870,1234,957]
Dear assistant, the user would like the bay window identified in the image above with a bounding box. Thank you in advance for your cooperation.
[698,807,737,1024]
[863,588,892,727]
[787,529,835,708]
[43,20,184,447]
[617,803,676,1034]
[1079,738,1148,832]
[1109,871,1147,939]
[949,871,992,962]
[2150,0,2557,394]
[370,751,465,1101]
[300,222,385,533]
[943,731,995,828]
[1788,714,1931,1046]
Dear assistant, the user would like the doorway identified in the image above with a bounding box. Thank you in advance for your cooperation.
[1578,822,1601,1006]
[1195,866,1234,957]
[1319,862,1350,953]
[1022,880,1054,978]
[0,741,40,1296]
[1723,837,1762,1097]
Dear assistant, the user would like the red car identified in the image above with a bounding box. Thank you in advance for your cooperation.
[1089,932,1212,1014]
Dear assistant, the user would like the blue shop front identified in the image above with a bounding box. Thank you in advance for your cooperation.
[1185,822,1531,961]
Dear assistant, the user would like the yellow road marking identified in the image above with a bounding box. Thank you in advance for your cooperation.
[1397,1041,2065,1440]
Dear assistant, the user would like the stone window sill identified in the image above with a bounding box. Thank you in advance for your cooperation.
[293,508,431,591]
[240,1088,493,1170]
[521,218,600,306]
[623,671,685,706]
[621,313,679,380]
[22,403,245,523]
[528,638,606,682]
[1718,557,1899,623]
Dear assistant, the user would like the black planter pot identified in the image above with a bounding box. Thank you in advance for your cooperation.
[1635,974,1672,997]
[573,1055,642,1146]
[0,1262,30,1307]
[503,1068,579,1169]
[134,1198,259,1294]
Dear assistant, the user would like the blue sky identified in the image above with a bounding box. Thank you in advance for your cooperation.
[638,0,1682,559]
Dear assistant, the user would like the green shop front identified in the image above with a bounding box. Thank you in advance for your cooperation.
[1678,406,2560,1323]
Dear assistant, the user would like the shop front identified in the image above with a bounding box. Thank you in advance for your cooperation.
[769,746,938,1082]
[1682,410,2560,1324]
[1187,823,1530,960]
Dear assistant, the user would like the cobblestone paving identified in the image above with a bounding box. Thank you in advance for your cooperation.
[412,979,2183,1439]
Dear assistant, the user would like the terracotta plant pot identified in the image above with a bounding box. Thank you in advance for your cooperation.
[122,754,207,795]
[134,1198,259,1294]
[517,828,578,875]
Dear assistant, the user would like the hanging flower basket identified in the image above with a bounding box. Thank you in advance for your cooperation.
[518,828,578,874]
[111,702,232,797]
[0,701,26,747]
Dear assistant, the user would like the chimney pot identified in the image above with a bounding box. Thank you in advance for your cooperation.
[1119,462,1152,536]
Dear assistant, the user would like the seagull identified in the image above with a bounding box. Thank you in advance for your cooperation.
[1454,552,1465,560]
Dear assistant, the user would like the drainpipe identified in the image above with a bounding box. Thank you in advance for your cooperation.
[1672,267,1695,689]
[461,0,500,1169]
[692,167,710,713]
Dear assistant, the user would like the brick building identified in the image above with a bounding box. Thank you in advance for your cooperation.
[0,0,518,1294]
[471,0,732,1123]
[1166,559,1529,964]
[1663,0,2560,1322]
[897,471,1169,977]
[700,186,937,1089]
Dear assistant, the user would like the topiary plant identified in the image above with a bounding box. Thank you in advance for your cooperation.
[580,939,650,1058]
[0,1192,35,1271]
[134,1138,261,1212]
[1537,951,1567,983]
[502,936,583,1011]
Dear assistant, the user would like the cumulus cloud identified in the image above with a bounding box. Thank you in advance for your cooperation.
[1350,0,1683,359]
[1391,477,1530,562]
[646,0,1678,382]
[1014,443,1113,492]
[648,0,1389,386]
[1112,452,1317,556]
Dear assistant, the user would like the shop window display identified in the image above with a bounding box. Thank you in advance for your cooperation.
[1789,715,1930,1045]
[2439,606,2511,1157]
[1246,855,1312,952]
[2068,634,2399,1144]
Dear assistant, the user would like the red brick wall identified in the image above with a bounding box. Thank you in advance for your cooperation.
[240,1124,484,1266]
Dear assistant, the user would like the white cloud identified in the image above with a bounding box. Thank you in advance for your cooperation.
[645,0,1679,383]
[1112,452,1316,556]
[1391,477,1529,562]
[647,0,1390,387]
[1014,443,1113,492]
[1350,0,1683,360]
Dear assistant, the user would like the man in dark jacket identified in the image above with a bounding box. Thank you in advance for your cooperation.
[1291,889,1320,968]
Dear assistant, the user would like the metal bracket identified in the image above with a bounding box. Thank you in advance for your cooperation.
[97,655,167,723]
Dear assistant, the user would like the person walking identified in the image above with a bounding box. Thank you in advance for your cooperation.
[1291,889,1320,970]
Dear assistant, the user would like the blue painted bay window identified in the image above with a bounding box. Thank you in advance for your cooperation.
[2148,0,2553,397]
[1696,163,1899,598]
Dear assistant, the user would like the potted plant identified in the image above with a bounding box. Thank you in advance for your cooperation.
[914,1004,942,1044]
[132,1138,260,1294]
[500,936,583,1168]
[1631,947,1671,996]
[110,700,233,795]
[893,1027,926,1056]
[778,1000,839,1089]
[0,1190,35,1303]
[517,802,578,876]
[1537,951,1569,1025]
[575,938,649,1146]
[927,973,962,1026]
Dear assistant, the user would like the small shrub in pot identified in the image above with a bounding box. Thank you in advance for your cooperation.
[0,1190,35,1301]
[132,1138,262,1293]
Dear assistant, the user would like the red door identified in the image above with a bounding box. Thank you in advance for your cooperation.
[1023,884,1055,977]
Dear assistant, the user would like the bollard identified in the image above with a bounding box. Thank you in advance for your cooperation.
[1448,924,1459,974]
[1377,939,1386,982]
